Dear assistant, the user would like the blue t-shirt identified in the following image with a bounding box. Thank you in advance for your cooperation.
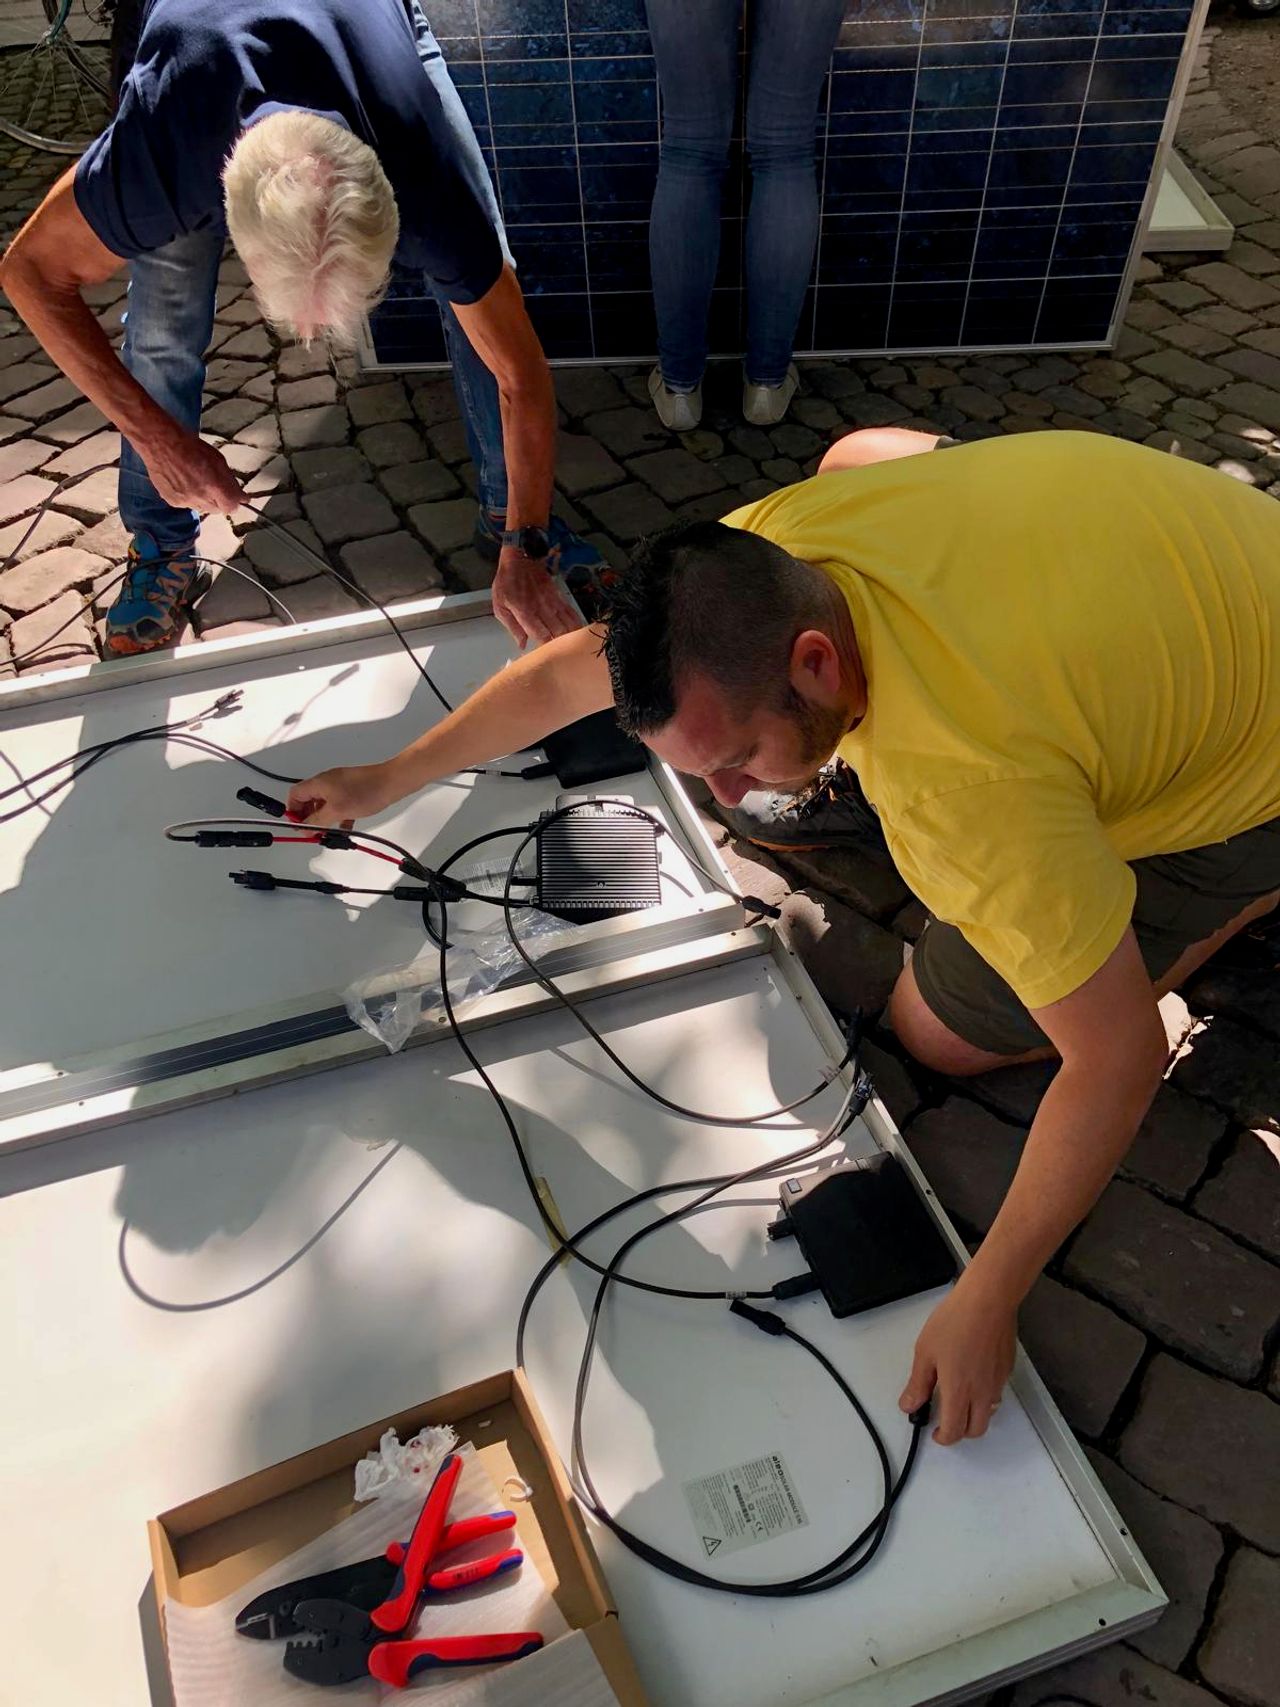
[73,0,502,303]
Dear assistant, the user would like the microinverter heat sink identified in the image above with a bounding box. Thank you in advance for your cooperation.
[535,802,662,924]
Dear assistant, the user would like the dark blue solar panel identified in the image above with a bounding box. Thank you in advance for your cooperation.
[368,0,1195,365]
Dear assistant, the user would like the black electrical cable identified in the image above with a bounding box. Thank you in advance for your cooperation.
[427,839,928,1596]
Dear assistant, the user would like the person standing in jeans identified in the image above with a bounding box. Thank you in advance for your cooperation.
[1,0,603,655]
[645,0,846,432]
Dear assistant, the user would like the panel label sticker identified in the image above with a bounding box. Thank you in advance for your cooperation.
[683,1453,808,1558]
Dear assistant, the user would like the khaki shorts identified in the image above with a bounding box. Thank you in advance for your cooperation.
[911,816,1280,1057]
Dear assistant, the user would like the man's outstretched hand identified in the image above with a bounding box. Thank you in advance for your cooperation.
[899,1276,1017,1445]
[286,763,401,828]
[142,425,243,513]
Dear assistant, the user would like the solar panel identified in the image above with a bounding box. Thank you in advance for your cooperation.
[368,0,1196,366]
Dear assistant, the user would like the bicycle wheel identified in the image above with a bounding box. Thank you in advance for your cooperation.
[0,0,112,156]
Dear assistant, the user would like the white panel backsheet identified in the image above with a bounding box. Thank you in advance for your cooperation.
[0,614,721,1070]
[0,957,1114,1707]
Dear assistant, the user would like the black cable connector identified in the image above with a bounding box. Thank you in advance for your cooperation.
[235,786,287,818]
[729,1298,787,1336]
[771,1271,821,1302]
[231,869,277,891]
[740,894,783,920]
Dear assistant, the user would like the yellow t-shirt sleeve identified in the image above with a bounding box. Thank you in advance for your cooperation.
[886,778,1138,1011]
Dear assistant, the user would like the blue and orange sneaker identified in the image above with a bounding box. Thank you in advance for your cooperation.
[103,536,210,657]
[473,510,621,623]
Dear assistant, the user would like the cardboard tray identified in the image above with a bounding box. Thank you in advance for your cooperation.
[148,1369,649,1705]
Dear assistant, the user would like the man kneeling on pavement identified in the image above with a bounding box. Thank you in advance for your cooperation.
[288,425,1280,1448]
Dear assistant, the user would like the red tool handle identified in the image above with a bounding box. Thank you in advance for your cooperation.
[385,1509,516,1568]
[369,1633,544,1687]
[426,1547,523,1593]
[371,1454,463,1633]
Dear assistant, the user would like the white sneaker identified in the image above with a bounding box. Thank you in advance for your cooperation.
[742,363,799,426]
[648,366,702,431]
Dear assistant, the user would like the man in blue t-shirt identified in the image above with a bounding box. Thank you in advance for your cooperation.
[0,0,602,656]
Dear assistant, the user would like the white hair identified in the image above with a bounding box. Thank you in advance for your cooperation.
[223,109,399,345]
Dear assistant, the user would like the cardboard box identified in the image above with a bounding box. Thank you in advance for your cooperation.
[149,1369,649,1704]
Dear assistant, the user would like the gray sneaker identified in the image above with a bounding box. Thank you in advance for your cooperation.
[712,760,891,860]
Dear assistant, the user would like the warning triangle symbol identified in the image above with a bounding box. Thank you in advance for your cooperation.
[702,1536,722,1557]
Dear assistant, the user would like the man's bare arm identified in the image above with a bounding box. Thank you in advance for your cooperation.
[286,625,615,825]
[901,929,1168,1443]
[0,169,240,511]
[452,265,578,650]
[818,428,943,473]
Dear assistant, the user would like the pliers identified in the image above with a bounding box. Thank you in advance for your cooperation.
[238,1454,544,1688]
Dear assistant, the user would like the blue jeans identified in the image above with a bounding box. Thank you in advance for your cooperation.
[645,0,845,390]
[118,2,510,549]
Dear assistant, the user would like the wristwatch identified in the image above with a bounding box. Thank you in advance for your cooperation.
[500,524,551,561]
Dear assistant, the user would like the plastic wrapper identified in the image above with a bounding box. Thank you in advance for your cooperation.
[343,865,578,1053]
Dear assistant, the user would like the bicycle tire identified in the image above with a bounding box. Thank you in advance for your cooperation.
[42,0,112,100]
[0,9,112,156]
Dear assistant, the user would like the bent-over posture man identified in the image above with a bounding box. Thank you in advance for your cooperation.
[0,0,599,655]
[286,429,1280,1445]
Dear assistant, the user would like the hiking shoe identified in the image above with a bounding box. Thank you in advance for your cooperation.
[648,367,702,431]
[743,363,799,427]
[473,512,621,623]
[713,760,891,860]
[103,537,209,657]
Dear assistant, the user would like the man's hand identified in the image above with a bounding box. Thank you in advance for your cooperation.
[492,544,583,650]
[141,426,243,513]
[899,1277,1017,1445]
[286,763,403,828]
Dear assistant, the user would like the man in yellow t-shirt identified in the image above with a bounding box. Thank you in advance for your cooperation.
[288,429,1280,1448]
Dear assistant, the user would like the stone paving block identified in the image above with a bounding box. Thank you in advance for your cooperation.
[36,401,109,446]
[0,361,57,407]
[1221,238,1280,278]
[347,380,412,428]
[7,376,84,423]
[1184,261,1280,312]
[582,482,675,542]
[0,415,28,444]
[1220,346,1280,392]
[770,423,823,460]
[901,1098,1026,1237]
[242,519,327,586]
[1160,321,1232,358]
[446,546,496,592]
[378,460,460,506]
[1064,1178,1280,1380]
[1018,1277,1145,1438]
[199,617,283,643]
[276,343,331,381]
[48,466,116,523]
[1119,1355,1280,1549]
[409,375,460,427]
[669,492,732,523]
[218,441,276,480]
[40,430,120,479]
[1173,1015,1280,1136]
[232,414,280,451]
[0,435,55,483]
[407,496,477,555]
[582,405,669,460]
[218,326,273,362]
[1150,281,1214,311]
[280,404,351,452]
[0,545,108,616]
[777,888,903,1021]
[1145,429,1219,465]
[339,531,443,604]
[204,358,263,398]
[267,574,362,624]
[761,455,804,482]
[277,376,337,412]
[759,838,910,925]
[292,446,371,493]
[1011,1639,1221,1707]
[555,368,628,417]
[0,472,56,521]
[1192,1132,1280,1261]
[628,445,728,503]
[1241,328,1280,360]
[357,421,428,470]
[1185,958,1280,1041]
[1134,350,1232,396]
[1084,1450,1224,1669]
[426,419,471,466]
[193,565,272,629]
[841,393,912,427]
[302,482,397,547]
[75,511,130,561]
[553,429,625,495]
[0,506,82,564]
[1190,302,1257,336]
[1119,1083,1226,1201]
[230,490,300,533]
[243,455,295,498]
[203,398,267,439]
[9,589,93,667]
[806,362,868,399]
[791,396,842,430]
[239,372,276,405]
[215,296,266,328]
[1197,1547,1280,1707]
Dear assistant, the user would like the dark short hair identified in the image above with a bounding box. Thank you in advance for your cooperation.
[603,520,829,735]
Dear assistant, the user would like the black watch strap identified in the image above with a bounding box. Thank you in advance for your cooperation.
[501,524,551,561]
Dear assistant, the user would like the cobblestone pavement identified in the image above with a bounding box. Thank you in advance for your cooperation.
[1,17,1277,1707]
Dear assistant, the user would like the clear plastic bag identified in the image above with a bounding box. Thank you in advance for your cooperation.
[342,864,577,1053]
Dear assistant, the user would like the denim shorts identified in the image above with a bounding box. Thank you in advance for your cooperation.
[912,815,1280,1056]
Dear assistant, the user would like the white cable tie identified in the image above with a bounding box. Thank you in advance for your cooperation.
[501,1475,535,1504]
